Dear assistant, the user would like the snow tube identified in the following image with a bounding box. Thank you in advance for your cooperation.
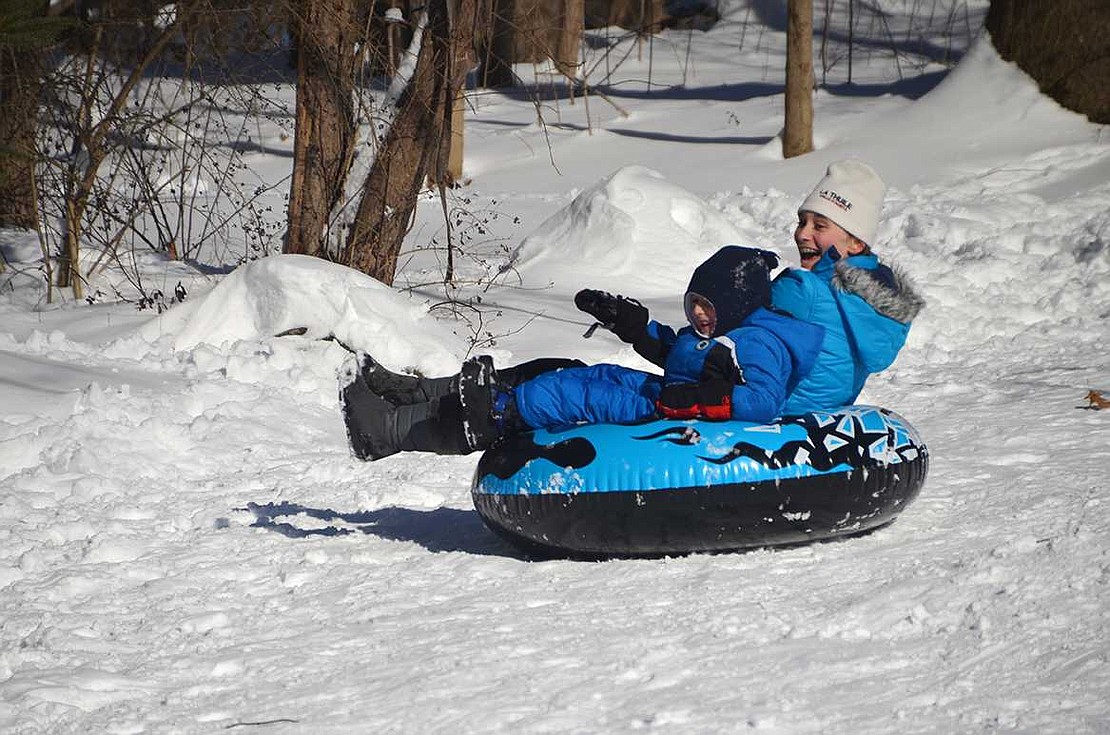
[471,406,928,558]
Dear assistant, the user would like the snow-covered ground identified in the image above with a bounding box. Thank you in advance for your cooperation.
[3,1,1110,732]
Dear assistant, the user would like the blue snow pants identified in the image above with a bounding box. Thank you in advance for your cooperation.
[512,363,662,430]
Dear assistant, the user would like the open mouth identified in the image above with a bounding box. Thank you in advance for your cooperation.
[798,246,820,266]
[692,316,715,335]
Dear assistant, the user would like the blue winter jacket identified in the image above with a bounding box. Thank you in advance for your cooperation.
[645,307,824,422]
[771,248,924,415]
[513,309,824,430]
[514,247,825,429]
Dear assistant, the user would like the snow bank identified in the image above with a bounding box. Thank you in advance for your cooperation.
[138,254,468,377]
[507,166,745,295]
[824,35,1103,188]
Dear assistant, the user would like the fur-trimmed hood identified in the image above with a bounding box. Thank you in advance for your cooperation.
[824,253,923,373]
[769,248,922,414]
[832,260,925,324]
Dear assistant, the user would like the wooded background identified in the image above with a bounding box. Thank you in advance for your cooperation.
[1,0,1104,301]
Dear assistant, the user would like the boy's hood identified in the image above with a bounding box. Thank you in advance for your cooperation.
[684,246,779,335]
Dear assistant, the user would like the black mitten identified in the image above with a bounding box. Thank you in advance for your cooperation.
[700,342,744,385]
[656,383,700,416]
[695,380,734,419]
[575,289,649,343]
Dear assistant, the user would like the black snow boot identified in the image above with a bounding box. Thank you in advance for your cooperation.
[359,354,458,406]
[456,356,527,450]
[503,357,588,384]
[341,367,471,460]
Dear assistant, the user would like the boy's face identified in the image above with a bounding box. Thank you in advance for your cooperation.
[690,297,717,336]
[794,211,865,269]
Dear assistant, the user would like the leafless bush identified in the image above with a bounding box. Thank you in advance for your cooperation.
[32,1,298,306]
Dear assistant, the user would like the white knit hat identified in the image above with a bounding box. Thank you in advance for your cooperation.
[798,160,887,247]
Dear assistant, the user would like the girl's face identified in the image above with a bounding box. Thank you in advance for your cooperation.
[794,211,865,270]
[690,297,717,336]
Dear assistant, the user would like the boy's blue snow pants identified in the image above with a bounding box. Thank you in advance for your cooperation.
[512,363,662,430]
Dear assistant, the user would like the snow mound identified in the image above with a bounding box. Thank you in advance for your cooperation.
[139,254,468,376]
[507,166,745,295]
[842,35,1100,186]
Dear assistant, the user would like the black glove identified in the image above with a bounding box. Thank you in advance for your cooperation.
[575,289,649,343]
[656,381,733,421]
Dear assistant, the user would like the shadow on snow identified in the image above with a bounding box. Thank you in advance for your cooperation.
[241,501,528,559]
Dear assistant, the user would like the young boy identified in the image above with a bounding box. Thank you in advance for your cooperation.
[770,160,925,414]
[342,246,824,460]
[505,246,824,434]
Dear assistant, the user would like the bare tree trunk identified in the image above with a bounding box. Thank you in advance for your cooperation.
[584,0,664,30]
[478,0,516,88]
[56,16,182,298]
[556,0,584,80]
[344,0,477,285]
[285,0,359,257]
[783,0,814,159]
[0,0,53,232]
[447,89,465,183]
[0,44,41,231]
[986,0,1110,124]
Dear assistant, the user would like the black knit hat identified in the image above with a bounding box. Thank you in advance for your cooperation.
[685,246,780,334]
